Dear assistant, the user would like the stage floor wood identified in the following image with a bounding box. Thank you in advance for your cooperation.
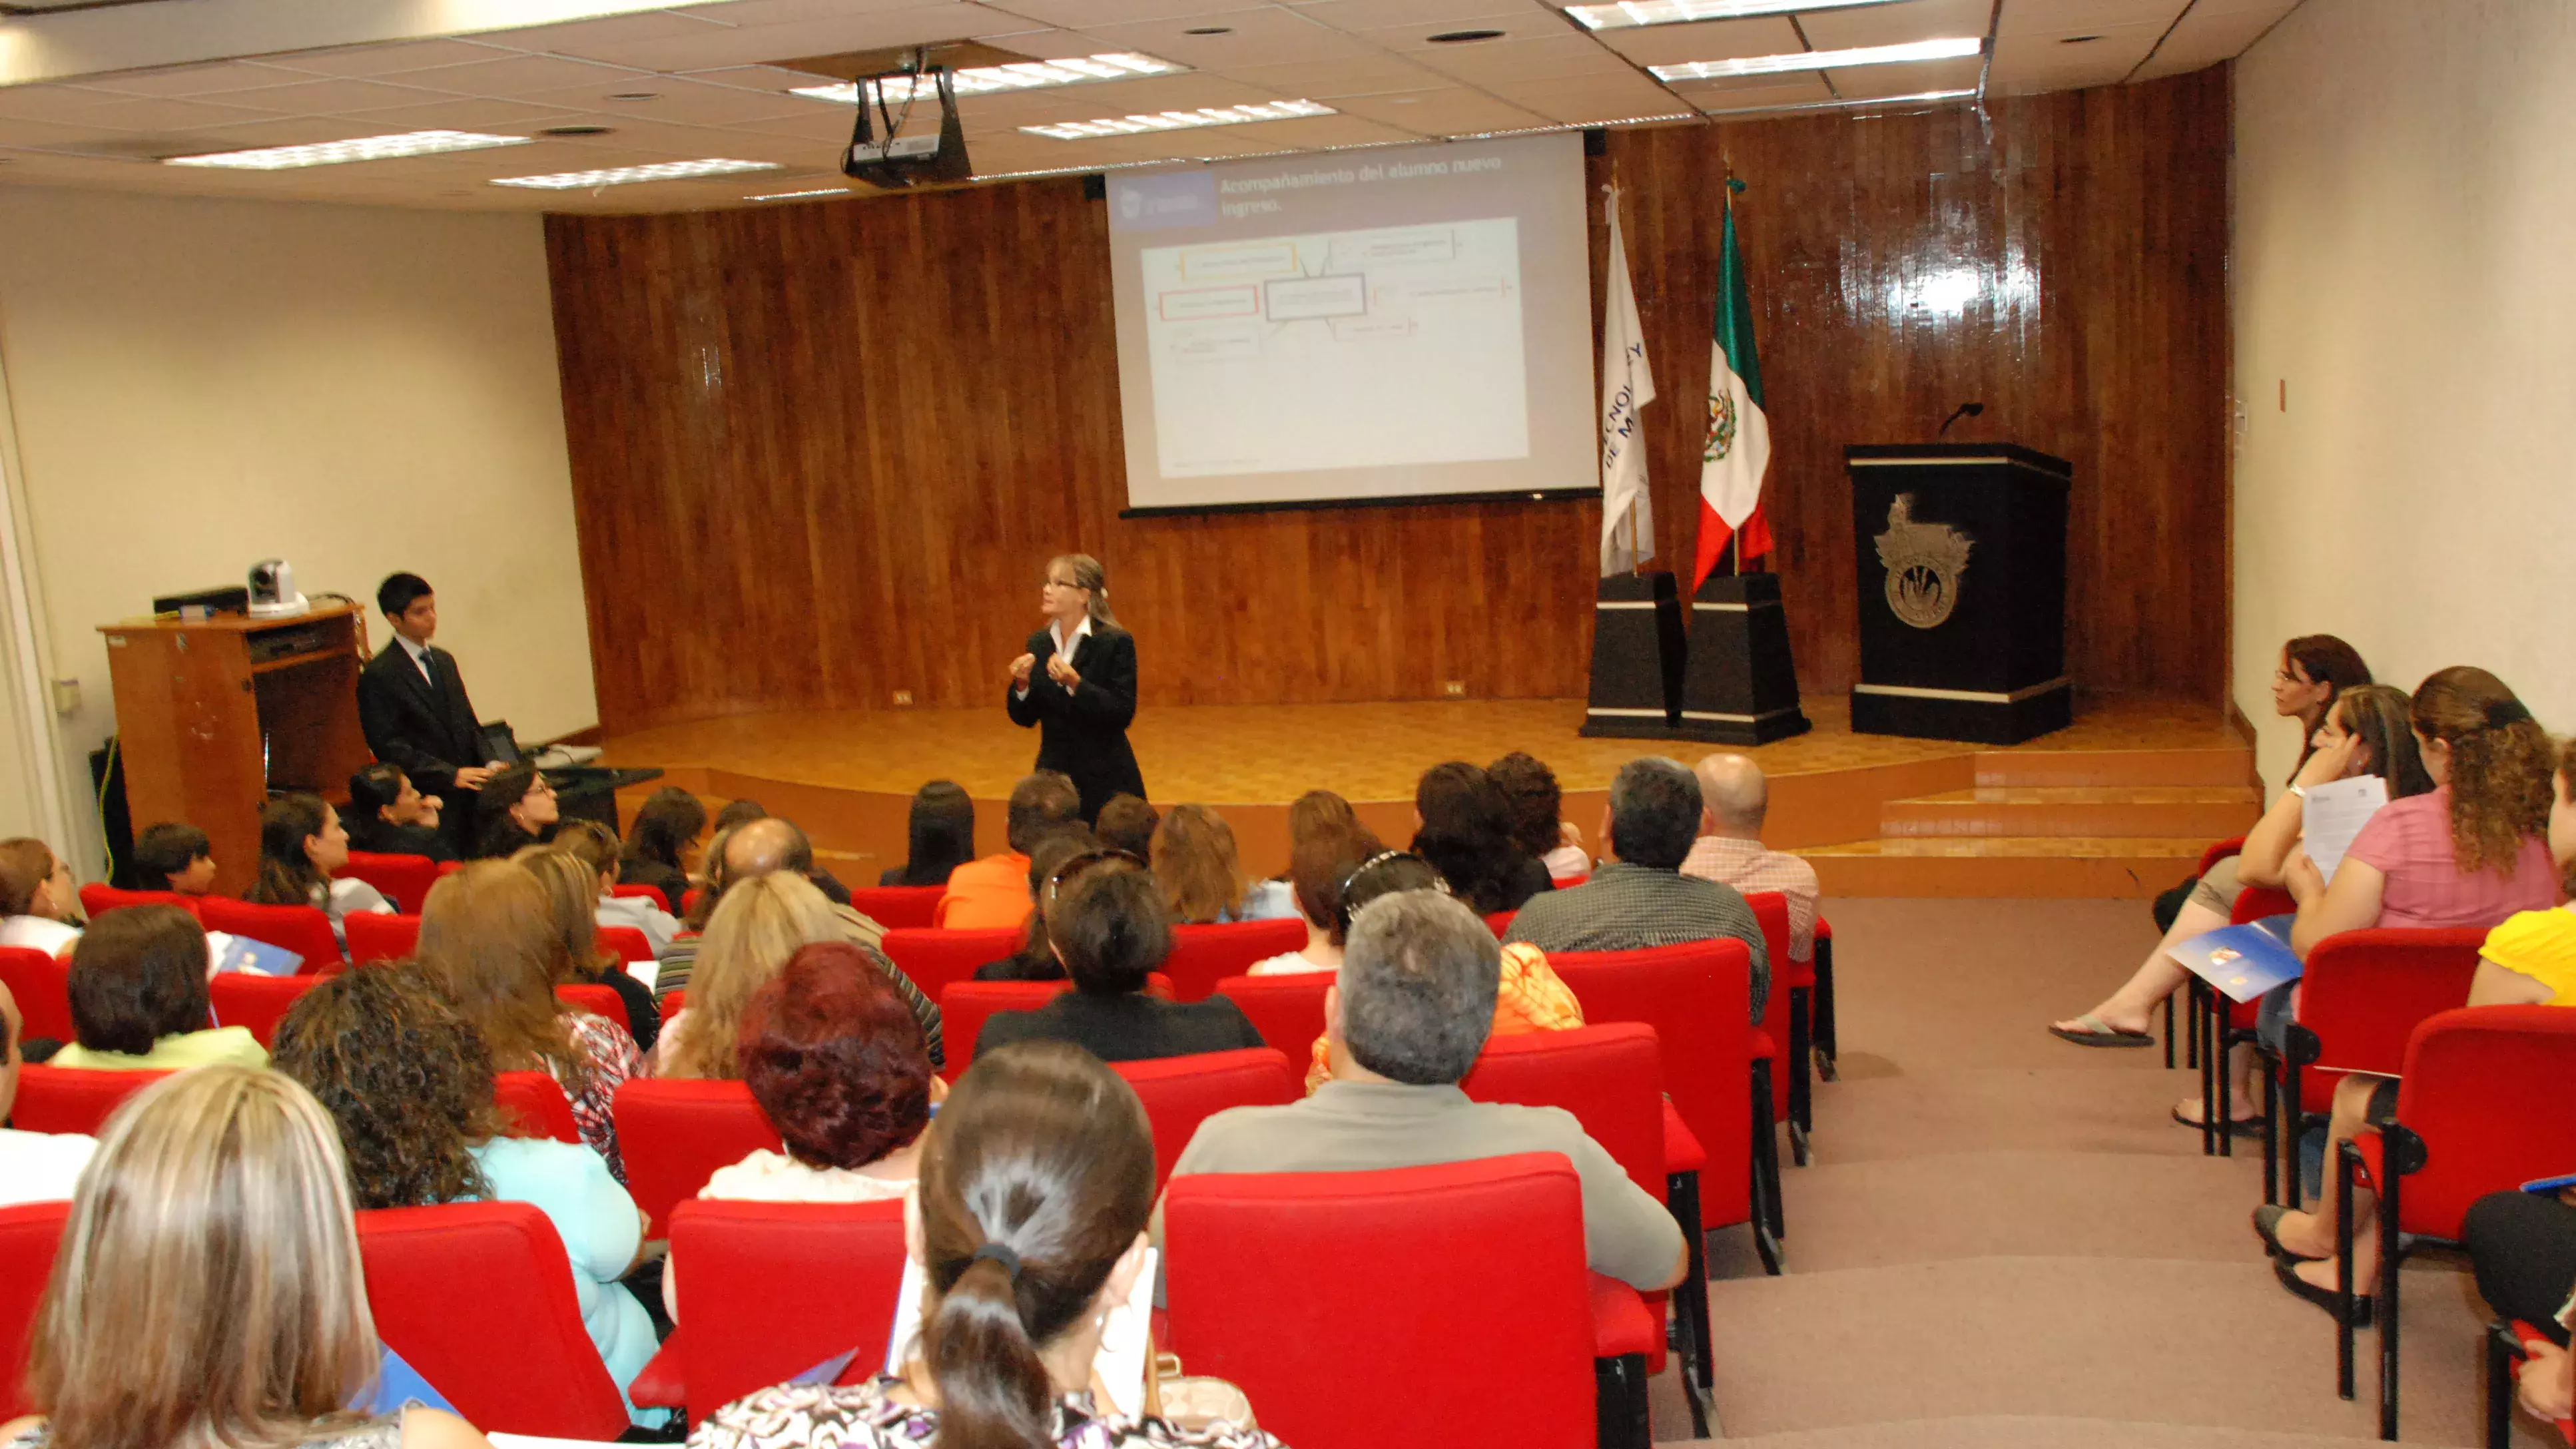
[597,694,2238,809]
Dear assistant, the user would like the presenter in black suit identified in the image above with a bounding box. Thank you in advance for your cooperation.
[356,573,499,856]
[1006,553,1144,824]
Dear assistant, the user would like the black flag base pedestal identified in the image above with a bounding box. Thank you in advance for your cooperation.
[1580,573,1686,739]
[1671,572,1811,745]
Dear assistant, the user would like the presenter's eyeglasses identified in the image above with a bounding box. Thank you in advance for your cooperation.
[1043,848,1145,910]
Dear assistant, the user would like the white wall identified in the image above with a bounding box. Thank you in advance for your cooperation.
[0,184,594,876]
[2232,0,2576,790]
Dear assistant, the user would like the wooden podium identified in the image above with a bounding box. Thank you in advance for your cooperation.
[99,604,373,896]
[1845,443,2072,743]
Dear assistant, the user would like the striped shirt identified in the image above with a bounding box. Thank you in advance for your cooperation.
[1502,860,1770,1023]
[1680,835,1820,964]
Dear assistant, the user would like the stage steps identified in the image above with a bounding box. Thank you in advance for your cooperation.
[1795,746,2260,898]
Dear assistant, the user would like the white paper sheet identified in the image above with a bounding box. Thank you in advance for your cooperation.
[2301,774,2389,884]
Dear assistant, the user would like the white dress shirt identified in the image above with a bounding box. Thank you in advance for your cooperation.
[396,632,436,687]
[1014,613,1094,701]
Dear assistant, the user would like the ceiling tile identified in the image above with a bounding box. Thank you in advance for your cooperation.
[1590,17,1801,67]
[2132,0,2292,77]
[987,0,1268,25]
[672,63,843,91]
[1331,86,1550,135]
[1210,54,1456,97]
[1675,75,1833,112]
[258,39,524,77]
[561,7,1025,71]
[0,85,133,123]
[1498,73,1689,123]
[1405,35,1633,85]
[75,61,323,98]
[1795,0,1994,49]
[1068,9,1380,68]
[476,10,741,60]
[1987,21,2160,84]
[327,97,584,131]
[212,77,467,115]
[1823,54,1984,96]
[515,76,810,124]
[1995,0,2183,36]
[1300,1,1566,39]
[61,97,286,132]
[737,106,880,141]
[384,54,658,99]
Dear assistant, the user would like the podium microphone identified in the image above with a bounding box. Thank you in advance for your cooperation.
[1937,401,1985,435]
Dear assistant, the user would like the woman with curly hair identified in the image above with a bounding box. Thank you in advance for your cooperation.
[269,965,660,1424]
[663,943,937,1321]
[2260,667,2559,1314]
[1489,752,1591,881]
[413,862,647,1183]
[1411,761,1551,915]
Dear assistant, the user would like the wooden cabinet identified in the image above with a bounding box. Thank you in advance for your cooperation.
[99,604,372,897]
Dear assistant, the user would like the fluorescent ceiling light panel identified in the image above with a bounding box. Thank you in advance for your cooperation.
[1023,99,1334,141]
[1698,87,1975,117]
[1568,0,1909,29]
[1652,35,1983,80]
[793,53,1183,105]
[491,158,783,188]
[164,130,531,169]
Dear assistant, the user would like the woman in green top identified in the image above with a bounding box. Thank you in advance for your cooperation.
[47,906,266,1071]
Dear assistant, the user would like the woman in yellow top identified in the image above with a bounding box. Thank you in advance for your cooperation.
[1301,850,1580,1092]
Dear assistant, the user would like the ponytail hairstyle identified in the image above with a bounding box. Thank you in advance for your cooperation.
[1047,553,1118,631]
[2410,667,2554,876]
[246,794,331,908]
[2330,685,2435,800]
[916,1040,1156,1449]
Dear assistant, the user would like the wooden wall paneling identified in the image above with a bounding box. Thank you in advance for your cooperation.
[546,69,2230,736]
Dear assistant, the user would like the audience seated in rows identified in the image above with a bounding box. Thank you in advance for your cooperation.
[976,852,1262,1065]
[1682,753,1821,964]
[880,780,977,888]
[47,906,266,1072]
[971,830,1104,983]
[0,980,95,1204]
[1490,751,1592,882]
[2261,670,2564,1311]
[1170,887,1681,1293]
[663,943,936,1321]
[470,764,559,861]
[617,786,705,908]
[346,762,454,863]
[515,846,661,1054]
[712,798,855,904]
[1246,824,1384,977]
[657,872,841,1078]
[1,1067,493,1449]
[127,822,218,896]
[553,818,683,956]
[1153,803,1291,925]
[0,838,83,959]
[414,862,645,1182]
[1506,757,1771,1021]
[695,1040,1286,1448]
[269,965,659,1423]
[940,771,1081,929]
[1093,792,1158,862]
[1411,761,1552,916]
[246,794,397,950]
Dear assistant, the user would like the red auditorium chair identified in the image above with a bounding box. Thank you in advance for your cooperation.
[2169,834,2248,1069]
[849,884,944,929]
[356,1202,631,1440]
[197,897,341,973]
[614,1077,784,1237]
[2262,928,2484,1205]
[1463,1022,1707,1432]
[0,947,72,1044]
[338,851,440,914]
[0,1199,69,1420]
[9,1065,169,1135]
[1212,972,1329,1057]
[936,976,1175,1082]
[612,882,674,914]
[1112,1047,1299,1191]
[880,926,1022,1006]
[653,1199,910,1423]
[681,886,704,918]
[1162,1155,1606,1449]
[662,988,687,1015]
[597,926,655,966]
[555,982,628,1034]
[492,1070,581,1143]
[438,860,468,880]
[1484,910,1513,938]
[345,912,421,966]
[75,883,197,920]
[1551,940,1777,1275]
[2192,884,2303,1159]
[1160,919,1307,1002]
[208,972,319,1046]
[1813,915,1840,1079]
[1744,891,1817,1164]
[2485,1318,2576,1448]
[2337,1006,2576,1438]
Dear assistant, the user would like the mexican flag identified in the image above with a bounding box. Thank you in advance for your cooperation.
[1692,188,1772,592]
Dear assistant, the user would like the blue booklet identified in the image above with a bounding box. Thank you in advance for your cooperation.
[2166,916,2300,1003]
[359,1345,456,1414]
[208,930,302,977]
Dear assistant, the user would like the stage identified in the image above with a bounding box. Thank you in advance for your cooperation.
[597,693,2258,898]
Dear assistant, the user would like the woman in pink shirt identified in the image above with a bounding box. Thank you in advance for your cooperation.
[2260,667,2560,1314]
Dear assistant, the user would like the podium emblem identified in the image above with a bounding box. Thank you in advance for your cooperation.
[1874,493,1973,629]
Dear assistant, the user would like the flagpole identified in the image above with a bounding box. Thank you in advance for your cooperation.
[1726,170,1743,580]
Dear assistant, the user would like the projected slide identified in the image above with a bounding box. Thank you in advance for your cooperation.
[1140,219,1528,478]
[1106,133,1593,513]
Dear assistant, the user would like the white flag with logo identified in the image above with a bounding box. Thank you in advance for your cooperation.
[1598,186,1654,577]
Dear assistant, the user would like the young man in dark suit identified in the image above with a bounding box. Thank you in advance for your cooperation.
[355,573,496,856]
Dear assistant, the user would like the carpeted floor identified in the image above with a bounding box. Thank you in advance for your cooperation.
[1642,898,2544,1448]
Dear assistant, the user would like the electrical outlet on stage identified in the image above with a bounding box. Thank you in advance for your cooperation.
[1443,681,1465,697]
[892,691,914,707]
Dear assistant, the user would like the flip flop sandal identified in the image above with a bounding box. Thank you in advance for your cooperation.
[2170,1104,2264,1137]
[2253,1203,2324,1261]
[2274,1254,2373,1324]
[2049,1013,2156,1049]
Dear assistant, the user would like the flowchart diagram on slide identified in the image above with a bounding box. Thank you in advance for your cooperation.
[1141,216,1531,477]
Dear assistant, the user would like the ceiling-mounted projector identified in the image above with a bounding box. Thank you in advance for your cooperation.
[842,61,970,188]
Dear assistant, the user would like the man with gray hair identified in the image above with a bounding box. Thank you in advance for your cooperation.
[1504,756,1770,1021]
[1682,752,1820,969]
[1167,888,1686,1292]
